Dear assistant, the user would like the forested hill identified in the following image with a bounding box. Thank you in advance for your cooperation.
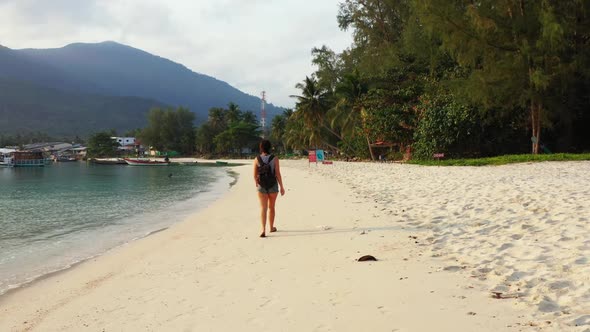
[17,42,283,119]
[0,77,165,137]
[0,42,283,134]
[0,45,98,93]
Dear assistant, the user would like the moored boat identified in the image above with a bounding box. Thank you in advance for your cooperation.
[56,156,78,162]
[91,158,128,165]
[124,158,169,166]
[0,150,14,167]
[0,157,14,167]
[10,151,46,167]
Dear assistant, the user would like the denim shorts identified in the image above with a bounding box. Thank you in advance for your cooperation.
[257,182,279,194]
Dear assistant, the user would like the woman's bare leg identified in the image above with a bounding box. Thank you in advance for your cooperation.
[258,192,269,236]
[268,192,279,232]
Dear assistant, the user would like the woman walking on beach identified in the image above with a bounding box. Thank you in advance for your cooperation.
[254,139,285,237]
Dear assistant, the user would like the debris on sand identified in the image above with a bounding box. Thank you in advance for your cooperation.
[491,292,519,299]
[357,255,378,262]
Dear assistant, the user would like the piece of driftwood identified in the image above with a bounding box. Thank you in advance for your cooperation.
[491,292,519,299]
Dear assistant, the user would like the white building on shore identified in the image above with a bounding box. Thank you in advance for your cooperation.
[111,137,136,147]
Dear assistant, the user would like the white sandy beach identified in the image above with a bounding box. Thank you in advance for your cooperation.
[1,160,589,331]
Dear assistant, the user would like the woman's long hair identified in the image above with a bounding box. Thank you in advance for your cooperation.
[259,139,272,154]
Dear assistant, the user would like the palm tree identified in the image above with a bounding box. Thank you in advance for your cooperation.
[242,111,258,126]
[282,108,294,119]
[208,107,227,133]
[329,70,374,159]
[283,115,312,151]
[226,102,241,126]
[289,76,340,148]
[270,114,286,150]
[330,71,368,137]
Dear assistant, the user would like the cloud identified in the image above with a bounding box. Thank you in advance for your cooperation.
[0,0,108,23]
[0,0,352,107]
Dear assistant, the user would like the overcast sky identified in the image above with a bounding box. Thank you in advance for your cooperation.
[0,0,352,108]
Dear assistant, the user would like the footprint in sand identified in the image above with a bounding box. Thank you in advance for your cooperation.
[538,297,560,313]
[506,271,528,282]
[443,266,464,272]
[548,280,571,291]
[573,315,590,327]
[477,267,493,274]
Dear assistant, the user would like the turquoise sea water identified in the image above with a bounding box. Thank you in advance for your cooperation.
[0,162,234,295]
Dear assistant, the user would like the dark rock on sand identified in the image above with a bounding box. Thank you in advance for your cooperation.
[357,255,378,262]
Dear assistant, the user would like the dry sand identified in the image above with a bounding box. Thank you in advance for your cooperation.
[292,160,590,331]
[1,160,588,331]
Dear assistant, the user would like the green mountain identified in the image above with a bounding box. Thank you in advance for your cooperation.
[0,77,165,137]
[0,41,284,136]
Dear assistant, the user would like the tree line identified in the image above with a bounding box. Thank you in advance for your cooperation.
[268,0,590,160]
[87,104,262,158]
[23,2,590,161]
[0,132,84,148]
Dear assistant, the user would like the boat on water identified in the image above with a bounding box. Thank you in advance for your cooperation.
[55,156,78,162]
[1,151,47,167]
[0,156,13,167]
[124,158,170,166]
[0,148,15,167]
[91,158,128,165]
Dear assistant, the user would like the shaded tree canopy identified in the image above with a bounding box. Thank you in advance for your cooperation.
[271,0,590,160]
[140,107,196,155]
[195,103,262,156]
[87,132,120,158]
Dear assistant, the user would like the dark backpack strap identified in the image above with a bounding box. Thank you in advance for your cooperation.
[268,155,276,176]
[258,155,274,165]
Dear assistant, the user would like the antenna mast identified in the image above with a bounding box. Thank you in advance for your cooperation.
[261,91,267,137]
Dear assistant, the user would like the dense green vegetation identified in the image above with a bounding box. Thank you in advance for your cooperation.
[194,103,261,156]
[94,105,256,157]
[409,153,590,166]
[139,107,196,155]
[81,103,261,158]
[86,132,121,158]
[270,1,590,160]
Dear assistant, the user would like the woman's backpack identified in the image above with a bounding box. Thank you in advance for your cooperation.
[257,155,277,189]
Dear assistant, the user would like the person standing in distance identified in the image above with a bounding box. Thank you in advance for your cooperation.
[254,139,285,237]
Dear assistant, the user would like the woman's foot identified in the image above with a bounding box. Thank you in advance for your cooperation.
[270,227,277,233]
[260,232,266,238]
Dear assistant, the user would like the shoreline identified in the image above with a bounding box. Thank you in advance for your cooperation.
[0,225,171,301]
[2,160,586,331]
[0,165,237,299]
[0,165,242,299]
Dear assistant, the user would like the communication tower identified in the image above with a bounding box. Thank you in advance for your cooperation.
[260,91,267,136]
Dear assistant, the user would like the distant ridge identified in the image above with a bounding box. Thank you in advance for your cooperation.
[0,41,284,136]
[0,44,98,93]
[0,77,166,136]
[17,41,284,121]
